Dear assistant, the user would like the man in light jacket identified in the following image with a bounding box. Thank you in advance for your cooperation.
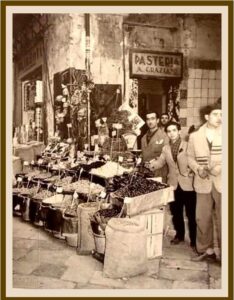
[146,121,196,248]
[187,102,222,262]
[141,112,169,182]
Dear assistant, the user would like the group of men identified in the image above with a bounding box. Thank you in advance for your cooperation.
[142,100,222,263]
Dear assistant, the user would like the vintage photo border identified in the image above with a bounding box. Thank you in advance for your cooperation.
[1,0,233,299]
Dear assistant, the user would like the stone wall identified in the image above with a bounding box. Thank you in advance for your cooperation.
[14,13,221,139]
[90,14,124,85]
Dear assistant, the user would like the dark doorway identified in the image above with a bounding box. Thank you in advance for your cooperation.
[138,79,167,119]
[137,79,168,143]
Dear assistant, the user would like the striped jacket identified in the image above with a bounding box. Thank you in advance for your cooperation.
[187,123,222,193]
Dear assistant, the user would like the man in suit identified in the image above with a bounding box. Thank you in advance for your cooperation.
[141,112,168,182]
[187,102,222,262]
[146,121,196,248]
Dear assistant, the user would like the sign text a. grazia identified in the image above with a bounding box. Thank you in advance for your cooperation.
[130,50,183,79]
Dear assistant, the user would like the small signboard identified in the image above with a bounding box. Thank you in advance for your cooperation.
[130,50,183,79]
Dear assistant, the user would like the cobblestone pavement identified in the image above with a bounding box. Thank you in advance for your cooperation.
[12,216,221,290]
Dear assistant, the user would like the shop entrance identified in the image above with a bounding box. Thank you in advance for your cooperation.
[138,79,168,119]
[138,79,168,139]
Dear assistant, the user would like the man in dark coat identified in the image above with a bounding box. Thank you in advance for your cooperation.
[141,112,168,182]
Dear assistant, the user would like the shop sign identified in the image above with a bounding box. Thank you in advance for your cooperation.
[130,50,183,79]
[17,42,43,73]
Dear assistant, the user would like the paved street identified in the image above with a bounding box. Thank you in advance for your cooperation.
[12,216,221,290]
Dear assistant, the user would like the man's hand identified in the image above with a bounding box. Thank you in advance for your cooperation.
[209,164,221,176]
[145,159,156,171]
[197,166,209,179]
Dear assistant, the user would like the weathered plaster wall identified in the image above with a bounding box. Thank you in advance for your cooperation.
[90,14,124,85]
[44,14,73,136]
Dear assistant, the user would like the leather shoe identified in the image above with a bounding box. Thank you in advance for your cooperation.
[170,237,184,245]
[191,252,216,262]
[191,245,198,253]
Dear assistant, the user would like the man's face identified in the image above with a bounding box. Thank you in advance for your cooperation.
[205,109,222,128]
[166,125,180,142]
[161,114,169,126]
[146,113,158,129]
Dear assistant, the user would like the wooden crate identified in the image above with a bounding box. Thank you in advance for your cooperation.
[131,208,164,259]
[117,186,174,217]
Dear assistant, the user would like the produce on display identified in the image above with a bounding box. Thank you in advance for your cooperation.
[13,186,39,196]
[51,176,73,186]
[106,110,132,135]
[32,190,54,200]
[112,173,168,198]
[90,161,133,178]
[33,172,52,180]
[59,179,105,195]
[91,206,122,234]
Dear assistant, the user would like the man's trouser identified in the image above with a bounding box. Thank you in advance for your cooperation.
[196,185,221,253]
[170,185,197,246]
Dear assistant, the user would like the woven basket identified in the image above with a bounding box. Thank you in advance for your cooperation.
[62,212,78,234]
[93,232,106,254]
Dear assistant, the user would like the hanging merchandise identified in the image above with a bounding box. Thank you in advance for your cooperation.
[35,106,42,141]
[167,84,180,122]
[34,81,43,103]
[53,68,95,150]
[96,118,109,147]
[90,85,122,136]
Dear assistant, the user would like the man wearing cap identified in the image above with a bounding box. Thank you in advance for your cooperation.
[187,101,222,262]
[141,112,168,182]
[146,121,196,248]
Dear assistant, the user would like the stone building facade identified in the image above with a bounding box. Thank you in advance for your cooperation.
[13,13,221,141]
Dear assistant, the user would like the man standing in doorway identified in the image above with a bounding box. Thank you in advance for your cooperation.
[159,112,170,129]
[187,101,222,262]
[141,112,168,182]
[146,121,196,248]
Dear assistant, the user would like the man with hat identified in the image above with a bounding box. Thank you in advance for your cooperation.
[187,100,222,262]
[141,111,168,182]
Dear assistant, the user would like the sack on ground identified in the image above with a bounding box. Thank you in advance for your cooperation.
[104,218,147,279]
[77,202,99,254]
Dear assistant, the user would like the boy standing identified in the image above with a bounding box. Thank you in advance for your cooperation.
[147,121,196,248]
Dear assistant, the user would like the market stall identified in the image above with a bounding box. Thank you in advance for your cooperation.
[12,95,175,279]
[12,128,174,279]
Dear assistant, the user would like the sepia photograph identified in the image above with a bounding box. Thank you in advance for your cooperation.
[1,1,232,298]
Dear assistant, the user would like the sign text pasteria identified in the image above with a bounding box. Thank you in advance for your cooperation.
[130,51,183,79]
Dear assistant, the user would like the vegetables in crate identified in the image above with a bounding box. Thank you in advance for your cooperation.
[113,173,168,198]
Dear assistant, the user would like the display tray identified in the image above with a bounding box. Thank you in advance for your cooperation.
[110,186,174,217]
